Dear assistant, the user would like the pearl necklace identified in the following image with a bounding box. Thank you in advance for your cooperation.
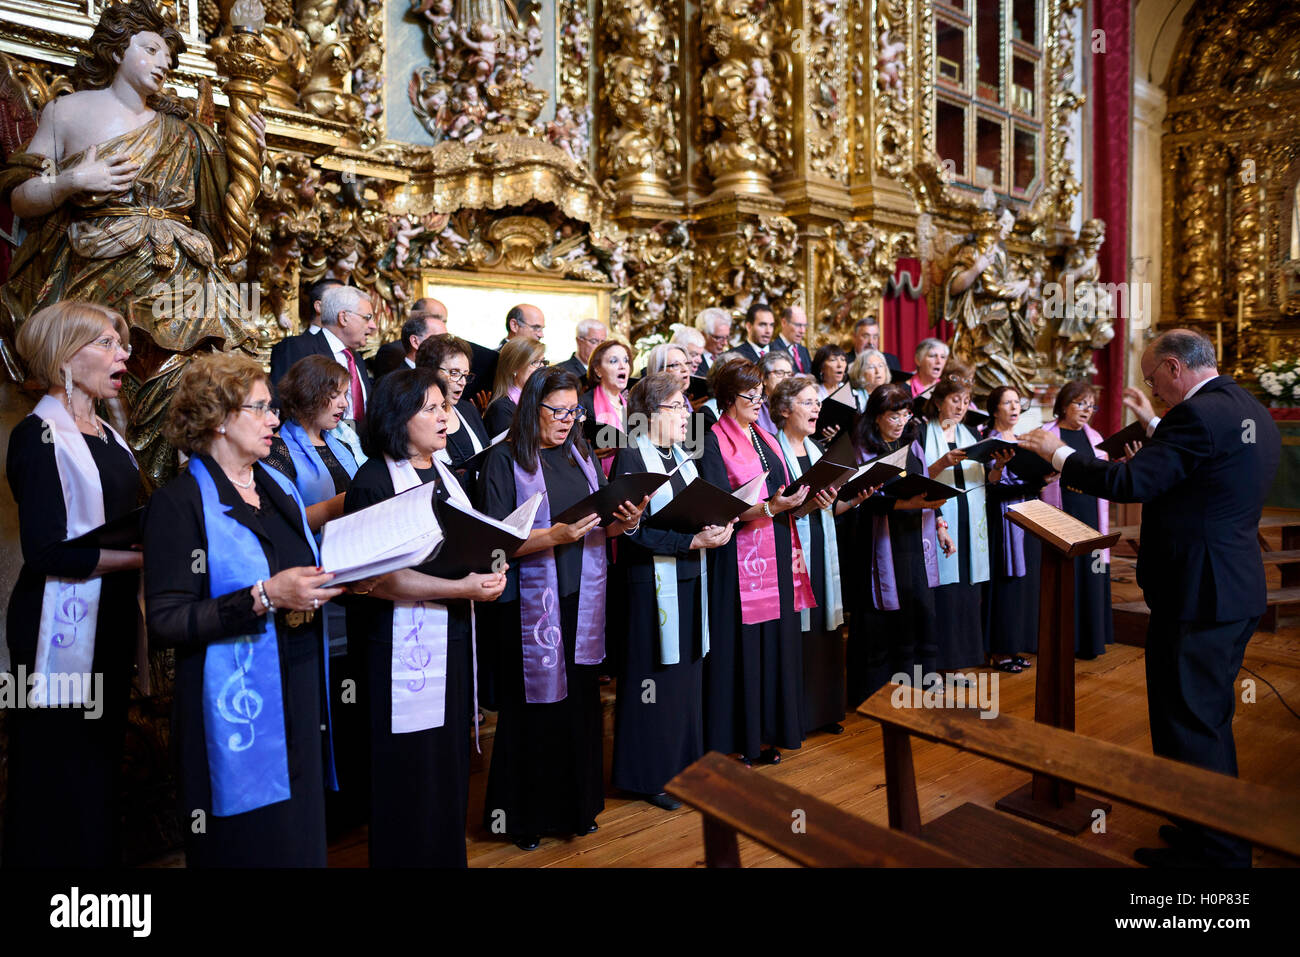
[227,467,255,490]
[748,425,770,470]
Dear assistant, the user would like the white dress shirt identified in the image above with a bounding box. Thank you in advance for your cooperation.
[1049,376,1216,472]
[321,325,368,420]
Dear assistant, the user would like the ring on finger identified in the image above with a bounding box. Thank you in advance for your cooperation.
[312,597,319,610]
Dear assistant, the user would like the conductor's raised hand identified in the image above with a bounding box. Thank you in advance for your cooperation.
[1018,428,1064,462]
[265,566,344,611]
[550,513,600,544]
[1122,386,1156,425]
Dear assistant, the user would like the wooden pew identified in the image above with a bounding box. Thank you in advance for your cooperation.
[859,685,1300,863]
[665,751,966,868]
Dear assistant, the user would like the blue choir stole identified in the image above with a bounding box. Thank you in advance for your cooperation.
[632,434,709,665]
[776,431,843,632]
[190,456,337,817]
[923,420,990,585]
[279,419,360,508]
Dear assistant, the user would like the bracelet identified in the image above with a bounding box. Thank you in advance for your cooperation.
[762,500,774,518]
[936,518,949,530]
[257,579,276,614]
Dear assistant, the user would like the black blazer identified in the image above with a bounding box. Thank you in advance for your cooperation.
[270,328,330,393]
[1060,376,1281,622]
[733,341,765,364]
[483,395,518,436]
[557,353,589,390]
[771,337,813,375]
[369,339,408,379]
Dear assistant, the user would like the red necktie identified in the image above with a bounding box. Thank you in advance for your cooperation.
[344,349,365,421]
[791,345,804,372]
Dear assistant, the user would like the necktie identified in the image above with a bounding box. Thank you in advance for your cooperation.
[791,345,804,373]
[344,348,365,421]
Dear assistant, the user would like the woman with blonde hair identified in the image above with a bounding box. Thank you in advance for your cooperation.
[484,336,547,435]
[5,301,141,867]
[579,338,632,476]
[143,352,345,866]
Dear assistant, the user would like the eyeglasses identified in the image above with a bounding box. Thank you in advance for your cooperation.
[341,309,375,323]
[794,399,822,409]
[439,368,475,384]
[658,402,689,414]
[540,402,586,422]
[516,321,545,334]
[883,410,913,425]
[529,357,548,369]
[241,402,280,419]
[1069,400,1096,412]
[89,335,132,358]
[736,391,763,406]
[707,333,730,344]
[767,367,793,378]
[665,361,692,373]
[1142,358,1171,390]
[577,335,605,346]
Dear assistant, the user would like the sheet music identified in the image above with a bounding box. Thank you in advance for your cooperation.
[320,481,443,583]
[735,470,769,506]
[1007,498,1102,546]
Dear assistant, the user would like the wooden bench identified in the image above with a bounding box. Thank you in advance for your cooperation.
[859,685,1300,864]
[665,751,965,868]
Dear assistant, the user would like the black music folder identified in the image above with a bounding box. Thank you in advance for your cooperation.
[891,368,916,384]
[835,446,909,501]
[551,469,673,526]
[426,492,542,579]
[959,435,1018,462]
[1005,446,1055,481]
[65,506,145,550]
[784,457,856,500]
[1096,420,1148,459]
[882,472,970,501]
[822,429,860,467]
[815,383,859,437]
[646,472,766,534]
[455,429,508,473]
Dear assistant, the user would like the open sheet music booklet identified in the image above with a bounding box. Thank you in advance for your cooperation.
[426,474,544,578]
[319,481,445,584]
[647,470,768,534]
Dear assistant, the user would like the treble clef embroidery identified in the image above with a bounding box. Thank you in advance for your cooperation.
[654,569,668,628]
[216,636,264,752]
[742,527,768,591]
[532,588,563,669]
[402,602,433,693]
[52,581,89,648]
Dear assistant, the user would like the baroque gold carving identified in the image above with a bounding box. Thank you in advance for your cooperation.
[814,220,894,331]
[553,0,593,164]
[805,0,848,181]
[695,215,802,313]
[599,0,680,199]
[211,27,276,264]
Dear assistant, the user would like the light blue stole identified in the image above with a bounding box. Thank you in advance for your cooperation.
[923,420,990,585]
[280,419,360,507]
[632,434,709,665]
[190,457,337,817]
[776,430,844,632]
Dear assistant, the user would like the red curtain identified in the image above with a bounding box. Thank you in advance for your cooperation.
[1091,0,1131,435]
[880,257,949,370]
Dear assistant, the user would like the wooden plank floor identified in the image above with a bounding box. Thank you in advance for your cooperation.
[321,620,1300,868]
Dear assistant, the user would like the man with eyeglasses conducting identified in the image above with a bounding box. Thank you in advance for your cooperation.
[1020,329,1281,870]
[558,318,607,389]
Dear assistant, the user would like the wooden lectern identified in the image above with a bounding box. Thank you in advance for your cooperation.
[994,499,1121,834]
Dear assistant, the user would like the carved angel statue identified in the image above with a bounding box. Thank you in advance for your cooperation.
[415,0,457,73]
[0,0,264,483]
[447,84,487,141]
[942,207,1040,396]
[460,21,500,84]
[545,105,583,161]
[1053,218,1115,377]
[876,24,906,97]
[745,59,773,123]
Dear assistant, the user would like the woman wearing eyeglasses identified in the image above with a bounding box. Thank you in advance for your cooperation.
[477,367,647,850]
[981,386,1047,673]
[342,367,508,867]
[143,353,345,866]
[1040,379,1113,659]
[771,375,876,737]
[579,338,632,477]
[699,360,815,766]
[415,334,491,480]
[4,302,142,867]
[755,350,793,434]
[610,373,733,809]
[484,337,547,436]
[923,375,1013,676]
[848,349,892,412]
[845,383,955,705]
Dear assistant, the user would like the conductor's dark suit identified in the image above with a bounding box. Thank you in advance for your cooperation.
[1058,375,1280,866]
[368,339,409,379]
[269,327,328,391]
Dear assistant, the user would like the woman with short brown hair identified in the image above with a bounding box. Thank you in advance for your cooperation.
[144,352,345,867]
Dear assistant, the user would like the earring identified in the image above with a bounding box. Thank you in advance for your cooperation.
[62,368,74,412]
[218,426,227,434]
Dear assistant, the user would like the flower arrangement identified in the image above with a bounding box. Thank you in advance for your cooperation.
[1255,357,1300,407]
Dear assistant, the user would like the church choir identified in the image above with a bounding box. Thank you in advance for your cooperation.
[6,293,1122,869]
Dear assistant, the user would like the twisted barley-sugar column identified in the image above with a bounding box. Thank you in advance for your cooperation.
[213,32,275,265]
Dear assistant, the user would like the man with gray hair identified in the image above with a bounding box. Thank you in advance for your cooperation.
[557,318,607,387]
[1021,328,1280,869]
[694,306,732,372]
[671,326,706,374]
[315,284,375,422]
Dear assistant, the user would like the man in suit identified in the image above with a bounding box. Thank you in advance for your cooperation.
[770,305,813,375]
[370,298,447,379]
[1021,329,1281,869]
[556,318,606,388]
[504,302,545,344]
[694,307,733,374]
[733,301,776,364]
[306,284,376,427]
[269,278,342,389]
[846,318,901,371]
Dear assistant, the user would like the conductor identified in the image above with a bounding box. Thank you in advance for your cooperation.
[1020,329,1281,868]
